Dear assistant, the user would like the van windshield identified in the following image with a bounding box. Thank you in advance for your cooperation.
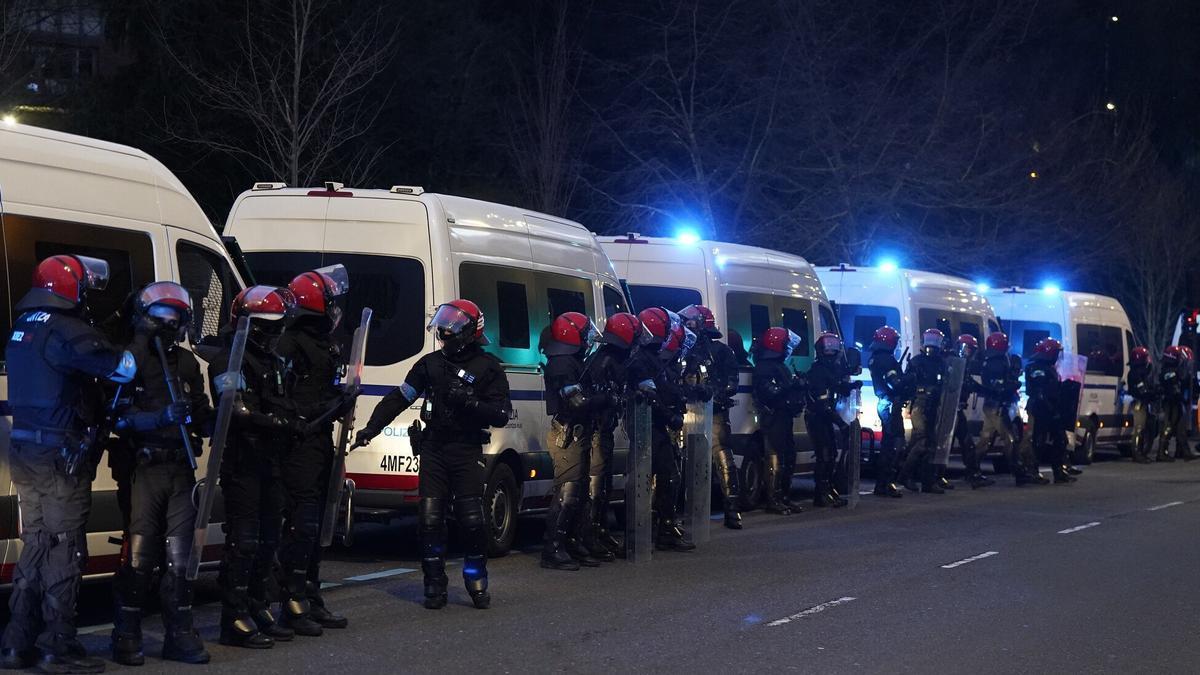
[626,284,702,314]
[245,251,426,367]
[835,303,901,351]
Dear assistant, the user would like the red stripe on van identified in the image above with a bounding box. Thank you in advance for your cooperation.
[347,473,419,491]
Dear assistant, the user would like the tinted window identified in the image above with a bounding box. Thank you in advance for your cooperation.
[537,271,596,349]
[750,304,771,344]
[919,308,988,344]
[496,281,530,348]
[1077,323,1124,377]
[1125,330,1134,365]
[988,319,1000,334]
[835,303,901,351]
[460,263,537,366]
[246,251,426,366]
[1001,319,1062,359]
[547,287,586,318]
[960,321,981,341]
[818,304,836,335]
[727,290,815,368]
[176,241,240,341]
[603,285,630,316]
[782,307,810,352]
[627,284,702,314]
[1,214,154,344]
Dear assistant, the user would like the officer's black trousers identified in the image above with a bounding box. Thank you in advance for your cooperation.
[218,445,283,620]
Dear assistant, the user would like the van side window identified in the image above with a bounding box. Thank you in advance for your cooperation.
[918,308,985,343]
[603,285,629,316]
[781,307,811,352]
[1076,323,1124,377]
[960,321,981,341]
[835,303,901,351]
[245,251,426,366]
[536,271,596,350]
[1,214,154,343]
[1125,330,1134,368]
[496,280,531,348]
[988,319,1000,334]
[627,284,702,314]
[818,304,836,335]
[176,241,239,341]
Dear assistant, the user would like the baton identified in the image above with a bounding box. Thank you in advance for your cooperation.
[154,336,198,471]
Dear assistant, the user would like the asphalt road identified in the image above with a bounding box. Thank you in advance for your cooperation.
[15,456,1200,673]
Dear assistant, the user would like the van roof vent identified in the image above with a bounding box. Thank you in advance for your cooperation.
[390,185,425,195]
[614,232,648,244]
[251,182,286,191]
[1002,286,1026,294]
[829,262,857,272]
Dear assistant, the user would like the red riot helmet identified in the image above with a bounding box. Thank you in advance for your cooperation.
[869,326,900,353]
[815,332,842,360]
[957,334,979,359]
[134,281,194,342]
[1031,337,1063,362]
[921,328,945,355]
[429,299,488,355]
[289,263,350,330]
[637,307,681,349]
[678,304,721,339]
[1130,346,1150,366]
[1163,345,1185,367]
[985,332,1010,354]
[600,312,648,350]
[24,254,110,311]
[232,285,297,349]
[663,324,697,361]
[759,327,802,360]
[545,311,599,356]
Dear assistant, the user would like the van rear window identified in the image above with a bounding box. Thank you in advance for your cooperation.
[626,284,702,314]
[1001,319,1061,359]
[245,251,426,366]
[918,308,988,344]
[835,303,901,351]
[1077,323,1124,377]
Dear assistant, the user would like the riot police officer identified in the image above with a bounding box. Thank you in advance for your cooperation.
[213,285,301,649]
[955,335,994,489]
[634,309,696,551]
[806,332,854,508]
[274,265,354,634]
[867,326,906,498]
[898,329,947,494]
[1127,346,1157,463]
[1018,338,1076,483]
[977,333,1045,485]
[1156,345,1196,461]
[752,327,805,514]
[583,312,645,557]
[678,305,743,529]
[540,312,604,570]
[356,300,512,609]
[3,255,137,673]
[109,282,212,666]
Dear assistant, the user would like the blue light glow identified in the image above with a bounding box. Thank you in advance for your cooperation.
[675,228,701,244]
[715,255,729,267]
[977,282,990,293]
[878,259,898,272]
[1042,283,1060,295]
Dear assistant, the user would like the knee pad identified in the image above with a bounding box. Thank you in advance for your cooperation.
[455,497,486,534]
[230,524,261,560]
[127,533,162,572]
[419,497,446,534]
[164,535,189,575]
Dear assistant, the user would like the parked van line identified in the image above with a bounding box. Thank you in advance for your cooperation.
[985,285,1136,463]
[224,184,630,556]
[600,234,836,509]
[0,123,246,584]
[816,264,998,453]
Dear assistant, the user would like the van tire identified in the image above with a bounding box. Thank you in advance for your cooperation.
[1072,430,1096,466]
[484,463,519,557]
[741,454,765,510]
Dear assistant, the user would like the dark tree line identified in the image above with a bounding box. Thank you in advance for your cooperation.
[3,0,1199,349]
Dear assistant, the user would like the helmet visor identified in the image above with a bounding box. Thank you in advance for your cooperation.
[680,327,697,358]
[314,264,351,297]
[139,281,193,314]
[427,304,474,337]
[631,320,655,346]
[785,330,802,357]
[76,255,110,291]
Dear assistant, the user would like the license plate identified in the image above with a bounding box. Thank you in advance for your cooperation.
[379,454,420,474]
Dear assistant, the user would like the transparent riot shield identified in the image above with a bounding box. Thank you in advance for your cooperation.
[624,398,654,563]
[1057,352,1088,435]
[684,400,713,545]
[934,356,968,463]
[835,387,862,508]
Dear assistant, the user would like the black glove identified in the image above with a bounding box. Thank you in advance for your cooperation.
[157,400,191,427]
[337,390,360,417]
[444,384,471,410]
[354,428,377,449]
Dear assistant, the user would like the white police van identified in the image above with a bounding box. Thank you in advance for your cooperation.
[816,264,998,460]
[0,122,245,584]
[600,234,837,507]
[223,183,628,555]
[985,286,1136,462]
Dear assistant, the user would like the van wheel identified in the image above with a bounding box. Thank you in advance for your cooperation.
[338,479,356,548]
[741,454,764,510]
[484,463,519,557]
[1072,430,1096,465]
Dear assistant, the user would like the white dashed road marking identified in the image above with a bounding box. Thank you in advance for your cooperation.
[767,596,857,627]
[1058,522,1101,535]
[1147,501,1184,512]
[344,567,418,582]
[941,551,999,569]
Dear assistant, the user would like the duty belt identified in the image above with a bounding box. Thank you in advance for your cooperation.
[10,427,78,448]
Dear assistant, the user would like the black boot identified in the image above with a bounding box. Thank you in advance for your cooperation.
[899,453,922,492]
[656,519,697,552]
[921,463,945,494]
[111,564,147,666]
[463,555,490,609]
[936,464,955,490]
[1052,464,1076,483]
[249,600,294,641]
[421,557,449,609]
[714,447,743,529]
[304,581,348,629]
[219,600,274,650]
[36,636,105,675]
[159,537,211,664]
[588,476,625,556]
[279,570,323,637]
[762,452,792,514]
[541,483,582,571]
[1,648,35,670]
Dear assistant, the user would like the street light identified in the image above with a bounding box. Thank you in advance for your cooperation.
[1110,16,1119,22]
[1029,171,1039,179]
[1105,102,1116,111]
[1,114,15,127]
